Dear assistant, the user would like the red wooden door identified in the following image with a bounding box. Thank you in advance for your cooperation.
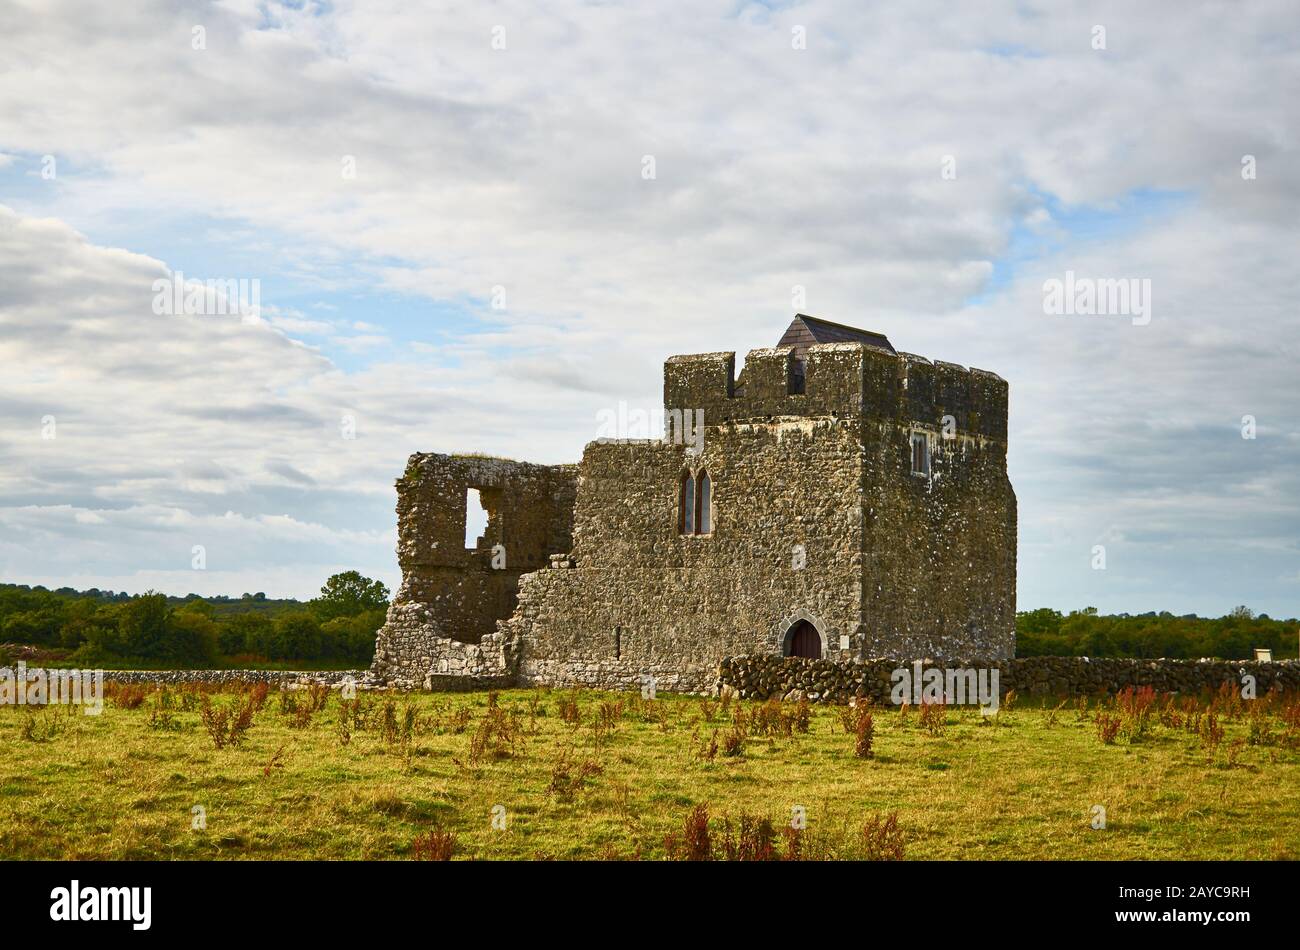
[788,621,820,659]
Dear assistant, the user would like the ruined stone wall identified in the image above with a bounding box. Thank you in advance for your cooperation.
[40,668,365,687]
[376,337,1016,692]
[719,655,1300,703]
[371,453,576,688]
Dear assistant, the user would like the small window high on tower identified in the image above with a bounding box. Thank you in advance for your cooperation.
[911,432,930,477]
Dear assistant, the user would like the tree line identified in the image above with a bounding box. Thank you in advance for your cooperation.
[0,572,390,668]
[2,580,1295,666]
[1015,606,1299,660]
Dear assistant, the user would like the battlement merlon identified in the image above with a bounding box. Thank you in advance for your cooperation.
[664,342,1007,440]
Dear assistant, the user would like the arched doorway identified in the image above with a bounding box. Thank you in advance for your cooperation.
[785,620,821,659]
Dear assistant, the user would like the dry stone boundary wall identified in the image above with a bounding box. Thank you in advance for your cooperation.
[718,654,1300,704]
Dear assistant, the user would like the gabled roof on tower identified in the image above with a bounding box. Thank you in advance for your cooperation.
[777,314,895,356]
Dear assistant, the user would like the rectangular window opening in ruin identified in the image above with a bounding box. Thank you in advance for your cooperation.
[789,356,807,395]
[465,487,489,549]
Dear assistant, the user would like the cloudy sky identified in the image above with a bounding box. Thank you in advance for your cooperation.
[0,0,1297,617]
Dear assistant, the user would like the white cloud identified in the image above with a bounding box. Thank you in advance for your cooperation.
[0,1,1297,614]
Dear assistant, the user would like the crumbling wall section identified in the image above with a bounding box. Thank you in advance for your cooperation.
[371,453,576,688]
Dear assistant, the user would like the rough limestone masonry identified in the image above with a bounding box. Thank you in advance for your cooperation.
[370,315,1017,693]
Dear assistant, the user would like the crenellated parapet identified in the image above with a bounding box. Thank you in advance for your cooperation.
[664,341,1007,440]
[894,353,1008,442]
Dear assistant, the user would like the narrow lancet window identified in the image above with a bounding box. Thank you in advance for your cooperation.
[680,472,695,534]
[911,432,930,477]
[696,471,711,534]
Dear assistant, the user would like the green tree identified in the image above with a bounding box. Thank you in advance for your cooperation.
[272,612,323,660]
[118,593,171,657]
[167,610,218,665]
[2,608,63,645]
[177,598,216,618]
[320,608,385,663]
[309,572,390,621]
[217,613,273,657]
[60,598,107,649]
[76,602,128,659]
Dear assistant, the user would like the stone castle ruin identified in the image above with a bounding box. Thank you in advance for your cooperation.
[371,314,1017,692]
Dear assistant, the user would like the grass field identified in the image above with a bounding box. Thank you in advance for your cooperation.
[2,684,1298,860]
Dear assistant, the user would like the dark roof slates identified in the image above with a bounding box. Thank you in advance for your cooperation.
[777,314,894,354]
